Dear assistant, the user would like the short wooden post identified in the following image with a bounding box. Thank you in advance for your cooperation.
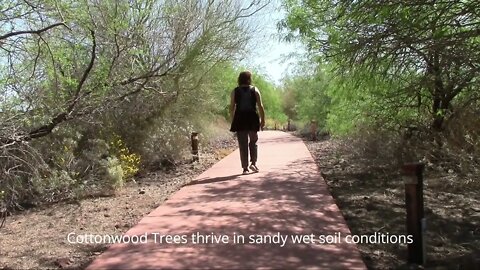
[310,120,318,141]
[191,132,199,162]
[287,119,291,131]
[401,163,426,266]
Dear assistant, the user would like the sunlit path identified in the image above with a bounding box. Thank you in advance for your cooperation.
[86,131,366,269]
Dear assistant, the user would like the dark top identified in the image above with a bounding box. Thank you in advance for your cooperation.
[230,86,260,132]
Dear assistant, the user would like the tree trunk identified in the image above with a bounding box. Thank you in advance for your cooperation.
[431,94,444,131]
[432,115,444,131]
[431,94,454,132]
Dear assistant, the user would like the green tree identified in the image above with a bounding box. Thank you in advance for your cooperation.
[254,73,287,126]
[282,0,480,131]
[0,0,270,209]
[281,66,330,130]
[206,64,288,127]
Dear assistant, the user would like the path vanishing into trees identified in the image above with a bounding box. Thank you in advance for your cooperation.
[87,131,366,269]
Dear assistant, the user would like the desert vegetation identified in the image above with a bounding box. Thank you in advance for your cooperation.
[1,0,479,268]
[0,0,289,213]
[280,1,480,267]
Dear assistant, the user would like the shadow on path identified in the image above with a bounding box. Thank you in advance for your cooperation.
[185,174,243,186]
[86,131,366,270]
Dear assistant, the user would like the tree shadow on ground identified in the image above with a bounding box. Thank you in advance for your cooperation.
[85,156,366,270]
[184,174,243,186]
[306,140,480,270]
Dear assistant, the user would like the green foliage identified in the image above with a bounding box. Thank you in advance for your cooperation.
[33,170,76,201]
[103,157,124,190]
[281,66,330,130]
[253,73,288,126]
[325,68,428,135]
[282,0,480,134]
[208,63,240,118]
[206,62,288,127]
[0,0,271,210]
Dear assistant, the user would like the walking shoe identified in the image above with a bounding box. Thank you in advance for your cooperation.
[249,164,259,172]
[242,169,249,175]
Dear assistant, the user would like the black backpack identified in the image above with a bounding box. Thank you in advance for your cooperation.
[234,86,257,112]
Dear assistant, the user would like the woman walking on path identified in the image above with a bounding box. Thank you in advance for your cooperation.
[230,71,266,175]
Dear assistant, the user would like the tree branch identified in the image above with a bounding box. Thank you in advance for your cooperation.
[14,30,96,142]
[67,29,96,113]
[0,22,68,41]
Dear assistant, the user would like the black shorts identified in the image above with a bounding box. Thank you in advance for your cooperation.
[230,111,260,132]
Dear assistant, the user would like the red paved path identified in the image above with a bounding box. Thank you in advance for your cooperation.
[87,131,366,269]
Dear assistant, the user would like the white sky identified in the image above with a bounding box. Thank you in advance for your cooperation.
[241,0,305,85]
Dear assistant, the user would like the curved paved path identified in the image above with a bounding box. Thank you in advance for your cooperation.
[87,131,366,269]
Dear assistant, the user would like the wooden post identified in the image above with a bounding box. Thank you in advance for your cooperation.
[401,163,426,266]
[310,120,318,141]
[191,132,199,162]
[287,119,291,131]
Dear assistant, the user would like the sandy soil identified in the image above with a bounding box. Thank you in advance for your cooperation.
[0,137,237,270]
[1,133,478,270]
[304,138,480,269]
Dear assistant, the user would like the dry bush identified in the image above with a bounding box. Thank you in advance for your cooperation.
[333,113,480,189]
[139,119,193,169]
[0,142,49,210]
[0,125,139,213]
[433,110,480,188]
[200,117,233,142]
[0,0,271,215]
[138,117,236,170]
[333,125,404,170]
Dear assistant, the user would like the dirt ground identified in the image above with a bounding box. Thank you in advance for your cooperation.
[1,133,478,270]
[304,138,480,270]
[0,136,237,270]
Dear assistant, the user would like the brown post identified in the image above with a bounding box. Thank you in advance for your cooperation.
[310,120,318,141]
[191,132,199,162]
[401,163,426,266]
[287,119,291,131]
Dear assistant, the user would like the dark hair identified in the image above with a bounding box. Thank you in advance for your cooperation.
[238,70,252,85]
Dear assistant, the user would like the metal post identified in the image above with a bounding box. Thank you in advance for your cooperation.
[191,132,199,162]
[401,163,426,266]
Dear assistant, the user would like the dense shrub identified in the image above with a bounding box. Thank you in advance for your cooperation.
[0,0,271,211]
